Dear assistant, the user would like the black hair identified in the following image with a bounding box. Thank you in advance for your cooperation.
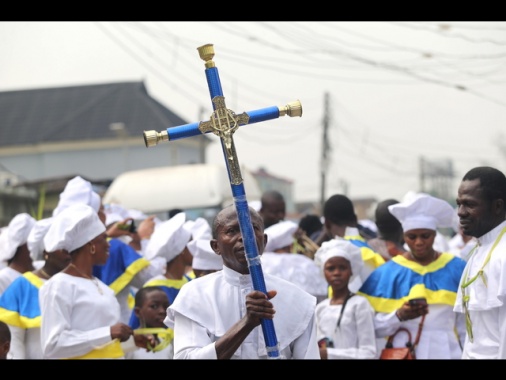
[134,286,166,307]
[323,194,357,225]
[299,214,323,237]
[212,205,263,239]
[169,209,184,218]
[375,199,402,235]
[261,190,285,204]
[462,166,506,204]
[0,320,10,343]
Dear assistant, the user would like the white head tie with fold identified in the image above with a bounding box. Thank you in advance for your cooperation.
[52,176,101,216]
[27,217,54,261]
[44,204,105,253]
[144,212,191,262]
[187,239,223,270]
[264,220,298,252]
[0,213,37,261]
[388,193,455,232]
[314,238,364,283]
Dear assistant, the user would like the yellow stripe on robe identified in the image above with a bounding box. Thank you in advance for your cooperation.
[67,339,124,359]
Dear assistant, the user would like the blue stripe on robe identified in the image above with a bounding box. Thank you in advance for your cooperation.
[93,238,150,294]
[357,252,466,313]
[0,272,44,328]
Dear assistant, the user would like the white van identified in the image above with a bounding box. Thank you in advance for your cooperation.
[102,163,261,222]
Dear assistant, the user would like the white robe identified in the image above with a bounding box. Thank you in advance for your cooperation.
[454,221,506,359]
[164,265,320,359]
[39,272,134,359]
[9,325,41,359]
[315,296,377,359]
[0,267,22,295]
[261,252,328,300]
[126,343,173,359]
[5,275,47,359]
[0,261,44,296]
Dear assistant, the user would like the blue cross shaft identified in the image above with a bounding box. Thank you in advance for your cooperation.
[142,44,302,359]
[203,57,280,360]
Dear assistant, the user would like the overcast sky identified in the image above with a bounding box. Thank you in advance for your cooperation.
[1,21,505,203]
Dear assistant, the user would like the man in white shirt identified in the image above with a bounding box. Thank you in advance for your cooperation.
[164,205,320,359]
[454,166,506,359]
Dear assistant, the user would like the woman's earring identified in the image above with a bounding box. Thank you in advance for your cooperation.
[90,245,96,255]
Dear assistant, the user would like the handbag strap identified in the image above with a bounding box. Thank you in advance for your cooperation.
[336,292,354,328]
[385,314,426,347]
[413,314,426,347]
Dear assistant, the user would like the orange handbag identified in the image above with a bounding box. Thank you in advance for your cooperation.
[380,315,425,360]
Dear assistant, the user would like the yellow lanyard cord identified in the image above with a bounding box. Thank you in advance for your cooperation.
[461,226,506,342]
[134,328,174,352]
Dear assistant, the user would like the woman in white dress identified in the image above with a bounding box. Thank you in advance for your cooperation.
[39,203,155,359]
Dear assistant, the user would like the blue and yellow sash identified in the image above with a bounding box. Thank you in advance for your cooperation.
[93,238,150,295]
[357,253,466,313]
[0,272,44,329]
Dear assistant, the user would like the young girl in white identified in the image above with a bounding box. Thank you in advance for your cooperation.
[314,239,377,359]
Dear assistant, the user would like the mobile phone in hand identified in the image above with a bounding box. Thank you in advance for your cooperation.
[117,220,136,233]
[409,297,427,307]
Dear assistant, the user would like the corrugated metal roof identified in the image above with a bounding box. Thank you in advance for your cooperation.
[0,81,193,147]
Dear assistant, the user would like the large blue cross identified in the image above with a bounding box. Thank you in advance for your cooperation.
[143,44,302,359]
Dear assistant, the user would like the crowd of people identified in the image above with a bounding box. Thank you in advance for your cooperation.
[0,165,505,360]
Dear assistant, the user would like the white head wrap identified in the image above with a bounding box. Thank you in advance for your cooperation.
[0,213,37,261]
[249,200,261,212]
[190,217,212,240]
[264,220,298,252]
[314,238,364,283]
[44,204,105,253]
[187,239,223,270]
[103,203,129,227]
[52,176,101,216]
[126,208,148,221]
[183,220,195,236]
[144,212,191,262]
[388,194,455,232]
[27,217,54,261]
[359,219,378,234]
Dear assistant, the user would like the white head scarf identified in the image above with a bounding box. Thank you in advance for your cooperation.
[264,220,298,252]
[52,176,101,216]
[190,217,212,240]
[388,193,455,232]
[103,203,129,227]
[187,239,223,270]
[0,213,37,261]
[27,217,54,261]
[144,212,191,262]
[44,204,105,253]
[314,238,364,283]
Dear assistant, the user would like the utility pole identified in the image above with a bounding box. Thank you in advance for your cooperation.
[419,156,425,193]
[320,92,330,213]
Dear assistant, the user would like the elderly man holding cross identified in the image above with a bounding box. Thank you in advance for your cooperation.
[144,43,319,359]
[143,43,309,358]
[164,205,319,359]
